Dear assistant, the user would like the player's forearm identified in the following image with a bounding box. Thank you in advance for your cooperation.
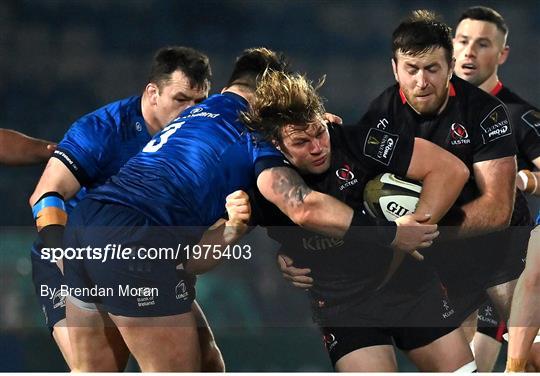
[414,166,469,224]
[258,167,354,238]
[185,221,227,275]
[29,158,81,206]
[291,190,354,238]
[455,193,513,238]
[0,129,54,165]
[443,156,516,239]
[185,218,247,275]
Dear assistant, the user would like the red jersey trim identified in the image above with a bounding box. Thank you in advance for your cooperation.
[490,81,503,96]
[449,83,456,97]
[399,88,407,104]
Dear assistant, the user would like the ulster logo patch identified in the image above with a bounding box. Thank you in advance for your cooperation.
[336,163,355,181]
[449,123,470,145]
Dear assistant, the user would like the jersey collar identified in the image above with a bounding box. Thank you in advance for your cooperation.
[490,81,503,96]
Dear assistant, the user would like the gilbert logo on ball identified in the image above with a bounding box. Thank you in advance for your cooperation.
[363,173,422,221]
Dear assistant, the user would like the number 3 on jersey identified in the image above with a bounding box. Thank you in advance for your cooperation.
[143,122,185,153]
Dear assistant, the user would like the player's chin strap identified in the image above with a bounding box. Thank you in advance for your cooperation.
[32,191,67,249]
[454,360,477,373]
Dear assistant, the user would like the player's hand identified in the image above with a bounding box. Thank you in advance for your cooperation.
[225,190,251,235]
[322,112,343,125]
[392,213,439,256]
[277,254,313,289]
[46,143,57,153]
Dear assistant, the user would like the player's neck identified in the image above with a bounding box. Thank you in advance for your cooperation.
[479,74,500,94]
[140,93,161,136]
[436,93,450,116]
[223,84,256,105]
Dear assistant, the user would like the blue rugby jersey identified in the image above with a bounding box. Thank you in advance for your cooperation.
[32,96,152,256]
[52,95,151,209]
[88,92,287,227]
[53,95,152,190]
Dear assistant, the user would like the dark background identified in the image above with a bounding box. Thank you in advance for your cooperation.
[0,0,538,371]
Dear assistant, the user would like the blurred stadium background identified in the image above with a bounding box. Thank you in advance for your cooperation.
[0,0,538,371]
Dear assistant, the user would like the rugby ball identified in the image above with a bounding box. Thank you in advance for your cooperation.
[363,173,422,221]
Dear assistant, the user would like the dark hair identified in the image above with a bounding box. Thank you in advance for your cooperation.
[148,46,211,91]
[458,6,508,37]
[226,47,289,88]
[392,10,453,65]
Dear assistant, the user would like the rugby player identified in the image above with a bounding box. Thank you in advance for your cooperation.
[452,6,540,372]
[0,128,55,165]
[28,46,224,371]
[280,8,520,368]
[507,226,540,372]
[61,47,442,372]
[241,69,472,371]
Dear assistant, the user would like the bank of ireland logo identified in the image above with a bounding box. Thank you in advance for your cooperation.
[191,107,203,114]
[336,163,355,181]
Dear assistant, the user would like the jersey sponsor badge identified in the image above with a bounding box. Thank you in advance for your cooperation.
[522,109,540,136]
[480,104,512,144]
[363,128,399,166]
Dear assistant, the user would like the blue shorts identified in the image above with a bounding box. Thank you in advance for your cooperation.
[31,242,66,330]
[63,198,194,317]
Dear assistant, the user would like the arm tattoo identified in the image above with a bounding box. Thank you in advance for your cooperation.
[270,167,313,207]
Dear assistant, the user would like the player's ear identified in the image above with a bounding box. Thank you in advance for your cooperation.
[449,57,456,80]
[391,58,399,82]
[145,83,159,106]
[498,45,510,65]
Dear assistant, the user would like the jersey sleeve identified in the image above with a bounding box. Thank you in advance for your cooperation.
[516,107,540,163]
[250,133,291,178]
[342,105,414,177]
[472,102,517,163]
[53,115,116,186]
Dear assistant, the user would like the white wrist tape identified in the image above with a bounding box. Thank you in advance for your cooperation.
[518,169,538,194]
